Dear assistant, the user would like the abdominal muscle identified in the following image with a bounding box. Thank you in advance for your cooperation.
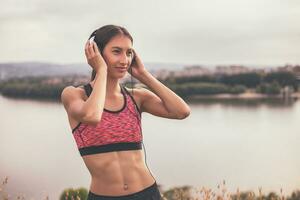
[82,149,156,196]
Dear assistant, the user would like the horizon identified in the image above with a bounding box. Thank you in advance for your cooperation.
[0,61,298,70]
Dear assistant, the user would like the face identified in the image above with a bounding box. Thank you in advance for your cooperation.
[102,34,134,78]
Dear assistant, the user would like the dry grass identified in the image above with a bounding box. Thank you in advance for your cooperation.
[0,176,49,200]
[159,180,288,200]
[0,177,294,200]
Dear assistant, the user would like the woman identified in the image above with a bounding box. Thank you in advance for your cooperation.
[61,25,190,200]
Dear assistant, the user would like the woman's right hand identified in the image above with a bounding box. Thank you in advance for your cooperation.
[84,40,107,72]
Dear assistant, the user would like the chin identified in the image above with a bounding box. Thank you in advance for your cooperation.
[113,73,127,79]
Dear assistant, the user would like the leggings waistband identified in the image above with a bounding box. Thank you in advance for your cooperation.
[87,181,159,200]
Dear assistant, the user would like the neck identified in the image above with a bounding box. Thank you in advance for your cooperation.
[90,76,121,97]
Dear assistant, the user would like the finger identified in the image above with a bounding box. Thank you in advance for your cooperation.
[85,41,90,58]
[85,40,89,52]
[87,41,94,56]
[93,42,100,55]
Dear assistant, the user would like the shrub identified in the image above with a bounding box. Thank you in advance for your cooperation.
[59,187,88,200]
[256,82,281,95]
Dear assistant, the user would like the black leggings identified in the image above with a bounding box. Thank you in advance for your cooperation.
[87,181,162,200]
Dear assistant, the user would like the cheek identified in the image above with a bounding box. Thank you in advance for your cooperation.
[102,53,115,65]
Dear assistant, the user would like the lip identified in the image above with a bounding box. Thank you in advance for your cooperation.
[116,67,127,72]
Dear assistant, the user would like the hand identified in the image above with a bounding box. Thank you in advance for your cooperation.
[84,40,107,72]
[128,49,147,78]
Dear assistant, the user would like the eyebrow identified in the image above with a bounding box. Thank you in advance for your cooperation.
[111,47,133,51]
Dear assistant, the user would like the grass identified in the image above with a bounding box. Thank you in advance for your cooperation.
[1,176,298,200]
[0,176,49,200]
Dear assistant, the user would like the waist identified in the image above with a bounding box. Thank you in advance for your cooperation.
[89,181,158,198]
[83,146,157,196]
[90,168,156,196]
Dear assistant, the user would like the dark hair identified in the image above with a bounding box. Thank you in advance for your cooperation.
[88,25,133,81]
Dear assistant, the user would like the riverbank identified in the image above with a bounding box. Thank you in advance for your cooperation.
[187,91,300,100]
[1,91,300,103]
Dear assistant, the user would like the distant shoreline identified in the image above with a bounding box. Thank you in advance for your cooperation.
[1,92,299,103]
[187,92,300,100]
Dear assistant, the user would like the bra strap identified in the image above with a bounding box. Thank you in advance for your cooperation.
[122,86,142,115]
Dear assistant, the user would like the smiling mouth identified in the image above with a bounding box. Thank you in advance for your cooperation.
[116,67,127,72]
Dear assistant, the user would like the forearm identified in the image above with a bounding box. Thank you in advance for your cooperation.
[83,68,107,119]
[137,70,190,117]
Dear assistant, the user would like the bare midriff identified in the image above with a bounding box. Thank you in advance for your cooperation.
[82,149,156,196]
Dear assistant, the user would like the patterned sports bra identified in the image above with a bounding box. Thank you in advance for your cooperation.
[71,83,143,156]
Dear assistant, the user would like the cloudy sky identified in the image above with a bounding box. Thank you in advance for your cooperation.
[1,0,300,66]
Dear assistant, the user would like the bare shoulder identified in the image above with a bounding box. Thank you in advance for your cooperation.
[123,86,146,111]
[123,86,154,112]
[60,85,86,105]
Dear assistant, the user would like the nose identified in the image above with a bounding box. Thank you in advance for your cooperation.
[120,53,130,65]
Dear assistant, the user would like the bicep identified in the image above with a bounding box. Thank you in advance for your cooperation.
[61,86,98,124]
[140,88,178,119]
[61,87,86,120]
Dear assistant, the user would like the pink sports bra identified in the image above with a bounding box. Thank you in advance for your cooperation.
[71,83,143,156]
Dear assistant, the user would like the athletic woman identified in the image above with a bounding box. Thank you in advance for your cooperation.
[61,25,190,200]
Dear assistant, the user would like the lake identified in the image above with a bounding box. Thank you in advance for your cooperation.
[0,95,299,199]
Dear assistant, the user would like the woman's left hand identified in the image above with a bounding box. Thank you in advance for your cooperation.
[128,49,147,79]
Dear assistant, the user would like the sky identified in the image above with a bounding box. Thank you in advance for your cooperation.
[1,0,300,67]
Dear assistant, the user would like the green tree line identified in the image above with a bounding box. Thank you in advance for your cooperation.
[0,71,299,101]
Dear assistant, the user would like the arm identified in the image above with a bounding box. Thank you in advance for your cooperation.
[61,40,108,125]
[137,71,190,119]
[128,49,190,119]
[61,68,107,125]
